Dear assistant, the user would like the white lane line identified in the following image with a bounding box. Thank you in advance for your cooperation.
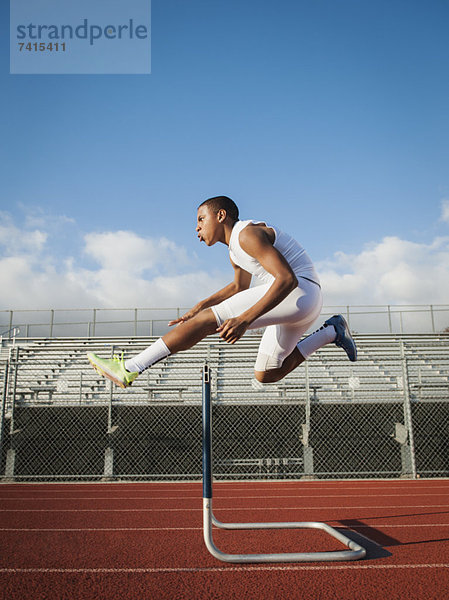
[1,492,448,501]
[1,504,449,512]
[1,523,449,532]
[0,564,448,574]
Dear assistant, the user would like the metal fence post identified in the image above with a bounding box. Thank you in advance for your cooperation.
[103,345,115,480]
[108,345,114,432]
[5,348,19,480]
[0,362,9,476]
[134,309,138,337]
[302,361,314,478]
[92,309,97,337]
[387,305,392,333]
[49,309,54,338]
[400,342,417,479]
[430,305,435,333]
[79,371,83,404]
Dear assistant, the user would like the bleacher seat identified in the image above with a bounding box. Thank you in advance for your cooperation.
[1,333,448,409]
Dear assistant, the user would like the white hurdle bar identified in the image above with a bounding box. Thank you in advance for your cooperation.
[201,364,367,563]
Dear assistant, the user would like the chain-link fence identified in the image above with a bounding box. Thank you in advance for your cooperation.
[0,335,448,481]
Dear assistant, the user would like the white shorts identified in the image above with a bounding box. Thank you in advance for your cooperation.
[211,278,323,372]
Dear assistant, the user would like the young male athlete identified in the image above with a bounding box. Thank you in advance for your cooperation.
[87,196,356,388]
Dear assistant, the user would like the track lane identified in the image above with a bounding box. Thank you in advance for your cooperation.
[1,480,449,599]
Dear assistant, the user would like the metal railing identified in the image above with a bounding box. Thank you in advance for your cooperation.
[1,305,449,339]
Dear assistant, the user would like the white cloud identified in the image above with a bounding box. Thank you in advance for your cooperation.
[0,211,47,255]
[84,230,191,274]
[318,236,449,305]
[67,266,226,309]
[441,199,449,224]
[0,256,96,309]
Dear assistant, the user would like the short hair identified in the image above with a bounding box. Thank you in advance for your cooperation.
[198,196,239,222]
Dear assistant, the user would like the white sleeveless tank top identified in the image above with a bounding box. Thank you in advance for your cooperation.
[228,220,320,285]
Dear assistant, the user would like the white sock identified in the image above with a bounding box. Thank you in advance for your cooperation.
[125,338,171,373]
[297,324,336,359]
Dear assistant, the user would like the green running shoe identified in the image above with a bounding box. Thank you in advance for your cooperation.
[87,352,139,389]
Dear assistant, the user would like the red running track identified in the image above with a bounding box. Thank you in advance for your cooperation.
[1,479,449,599]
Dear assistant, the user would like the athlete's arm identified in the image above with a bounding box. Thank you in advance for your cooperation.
[168,260,251,326]
[217,225,298,343]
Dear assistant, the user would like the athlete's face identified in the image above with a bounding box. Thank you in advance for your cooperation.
[196,205,222,246]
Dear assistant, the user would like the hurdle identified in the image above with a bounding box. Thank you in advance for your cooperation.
[201,364,366,563]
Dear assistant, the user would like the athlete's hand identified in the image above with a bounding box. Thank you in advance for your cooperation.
[217,317,249,344]
[168,307,199,326]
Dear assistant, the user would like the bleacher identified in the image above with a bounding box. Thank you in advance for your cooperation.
[2,333,448,408]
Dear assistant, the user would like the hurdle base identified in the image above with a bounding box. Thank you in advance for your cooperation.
[203,498,366,564]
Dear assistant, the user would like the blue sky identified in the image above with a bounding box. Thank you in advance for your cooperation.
[1,0,449,311]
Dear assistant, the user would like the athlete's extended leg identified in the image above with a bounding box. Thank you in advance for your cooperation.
[127,307,218,370]
[162,308,218,353]
[87,308,218,388]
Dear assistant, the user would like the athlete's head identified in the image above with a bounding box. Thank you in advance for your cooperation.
[196,196,239,246]
[198,196,239,222]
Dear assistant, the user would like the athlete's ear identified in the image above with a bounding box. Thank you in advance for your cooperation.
[217,209,226,223]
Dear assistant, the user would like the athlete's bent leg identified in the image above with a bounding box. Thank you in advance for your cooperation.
[254,346,305,383]
[253,314,357,384]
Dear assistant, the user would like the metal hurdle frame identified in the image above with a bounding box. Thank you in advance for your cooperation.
[201,364,366,563]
